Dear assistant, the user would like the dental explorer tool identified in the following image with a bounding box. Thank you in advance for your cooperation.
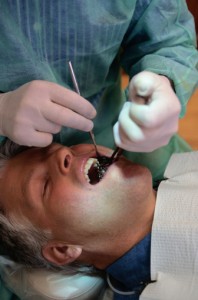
[68,61,100,157]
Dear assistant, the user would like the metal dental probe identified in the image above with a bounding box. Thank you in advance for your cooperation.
[110,146,123,163]
[68,61,100,157]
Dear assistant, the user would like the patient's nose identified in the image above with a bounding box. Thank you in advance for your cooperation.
[50,147,72,175]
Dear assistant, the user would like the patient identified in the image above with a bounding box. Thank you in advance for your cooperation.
[0,139,195,299]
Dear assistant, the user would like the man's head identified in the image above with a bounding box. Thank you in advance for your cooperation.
[0,140,155,271]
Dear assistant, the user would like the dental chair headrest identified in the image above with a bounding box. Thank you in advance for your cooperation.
[0,259,106,299]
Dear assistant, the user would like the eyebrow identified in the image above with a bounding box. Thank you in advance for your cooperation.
[21,169,36,210]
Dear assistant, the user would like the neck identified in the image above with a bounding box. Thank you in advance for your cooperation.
[92,224,152,269]
[78,190,156,269]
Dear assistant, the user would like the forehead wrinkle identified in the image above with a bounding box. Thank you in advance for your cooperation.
[21,169,36,210]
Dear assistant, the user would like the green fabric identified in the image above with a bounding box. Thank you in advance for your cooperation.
[0,1,197,299]
[0,280,19,300]
[121,0,198,117]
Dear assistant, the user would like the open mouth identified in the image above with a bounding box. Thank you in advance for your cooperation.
[84,155,113,185]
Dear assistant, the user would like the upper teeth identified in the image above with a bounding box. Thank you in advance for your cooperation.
[84,158,99,182]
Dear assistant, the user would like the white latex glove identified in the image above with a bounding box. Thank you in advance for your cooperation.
[113,71,181,152]
[0,80,96,147]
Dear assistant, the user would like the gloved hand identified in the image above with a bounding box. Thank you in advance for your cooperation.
[0,80,96,147]
[113,71,181,152]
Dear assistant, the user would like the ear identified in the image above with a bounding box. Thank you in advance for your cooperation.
[42,241,82,266]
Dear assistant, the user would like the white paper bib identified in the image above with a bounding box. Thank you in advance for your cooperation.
[141,151,198,300]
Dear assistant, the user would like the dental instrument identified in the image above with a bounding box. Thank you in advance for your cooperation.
[68,61,122,184]
[110,146,123,163]
[68,61,100,157]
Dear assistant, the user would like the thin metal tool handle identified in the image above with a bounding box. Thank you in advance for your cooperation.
[110,147,123,162]
[68,61,81,95]
[68,61,99,155]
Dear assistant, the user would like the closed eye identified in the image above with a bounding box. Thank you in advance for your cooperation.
[43,176,49,198]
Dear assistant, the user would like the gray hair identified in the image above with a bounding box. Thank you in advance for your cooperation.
[0,139,95,275]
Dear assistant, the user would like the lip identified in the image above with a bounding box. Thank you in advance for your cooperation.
[73,151,97,186]
[75,150,114,186]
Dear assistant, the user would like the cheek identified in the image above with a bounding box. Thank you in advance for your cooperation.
[55,184,109,227]
[47,182,96,225]
[84,185,126,222]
